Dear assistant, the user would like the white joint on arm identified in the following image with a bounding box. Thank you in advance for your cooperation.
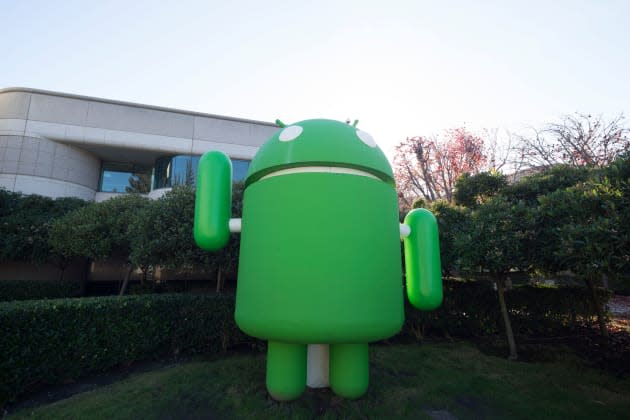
[229,218,242,233]
[400,224,411,239]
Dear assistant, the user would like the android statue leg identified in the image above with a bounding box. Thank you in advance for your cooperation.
[329,343,369,399]
[266,341,307,401]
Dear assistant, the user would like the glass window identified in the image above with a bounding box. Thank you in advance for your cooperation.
[153,155,197,189]
[153,155,250,189]
[232,159,250,182]
[100,163,151,193]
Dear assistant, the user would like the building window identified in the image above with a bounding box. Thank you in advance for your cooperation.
[233,159,250,183]
[153,155,250,190]
[100,162,151,193]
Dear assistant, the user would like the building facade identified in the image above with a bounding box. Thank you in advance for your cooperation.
[0,87,278,201]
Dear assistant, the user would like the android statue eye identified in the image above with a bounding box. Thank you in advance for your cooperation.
[356,129,377,148]
[279,125,303,142]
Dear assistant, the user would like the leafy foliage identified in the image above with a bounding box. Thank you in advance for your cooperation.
[453,171,507,208]
[49,194,152,262]
[129,184,243,279]
[401,281,609,339]
[0,279,80,301]
[129,186,205,273]
[0,189,86,264]
[458,196,535,276]
[0,282,609,406]
[429,200,468,275]
[0,294,257,405]
[501,165,592,205]
[538,181,627,279]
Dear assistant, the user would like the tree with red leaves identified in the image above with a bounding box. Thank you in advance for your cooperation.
[394,127,487,209]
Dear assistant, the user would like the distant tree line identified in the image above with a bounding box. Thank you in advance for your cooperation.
[394,113,629,210]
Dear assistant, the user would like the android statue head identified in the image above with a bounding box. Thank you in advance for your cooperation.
[194,118,442,402]
[244,118,395,188]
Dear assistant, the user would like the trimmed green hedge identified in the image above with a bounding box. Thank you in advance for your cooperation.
[403,280,611,339]
[0,279,81,302]
[0,282,611,406]
[0,294,255,405]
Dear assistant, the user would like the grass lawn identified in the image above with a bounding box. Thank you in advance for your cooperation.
[10,341,630,420]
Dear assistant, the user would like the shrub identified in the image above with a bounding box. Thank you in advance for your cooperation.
[0,279,80,302]
[402,280,611,339]
[0,189,86,265]
[0,294,256,405]
[0,283,611,405]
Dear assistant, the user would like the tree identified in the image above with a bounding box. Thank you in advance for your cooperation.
[129,184,244,292]
[0,190,86,279]
[130,186,210,278]
[394,127,487,209]
[499,165,592,206]
[49,194,152,295]
[482,127,521,174]
[453,171,507,208]
[537,179,627,340]
[606,153,630,281]
[458,197,536,360]
[516,113,629,169]
[429,200,469,276]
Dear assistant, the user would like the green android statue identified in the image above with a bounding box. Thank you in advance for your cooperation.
[194,119,442,401]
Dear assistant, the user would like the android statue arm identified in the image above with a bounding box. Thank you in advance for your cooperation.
[400,208,443,310]
[194,151,240,251]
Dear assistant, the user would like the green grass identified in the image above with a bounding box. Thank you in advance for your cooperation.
[10,342,630,420]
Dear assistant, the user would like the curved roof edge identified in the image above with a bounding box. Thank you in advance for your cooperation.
[0,86,279,127]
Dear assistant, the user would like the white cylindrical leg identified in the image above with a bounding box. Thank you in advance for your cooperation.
[306,344,330,388]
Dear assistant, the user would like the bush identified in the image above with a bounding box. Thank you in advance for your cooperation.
[0,294,257,405]
[507,285,611,336]
[402,280,611,339]
[1,283,611,405]
[0,189,86,265]
[0,279,80,302]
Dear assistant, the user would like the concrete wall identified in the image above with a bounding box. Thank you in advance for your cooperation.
[0,88,277,161]
[0,135,99,199]
[0,87,278,200]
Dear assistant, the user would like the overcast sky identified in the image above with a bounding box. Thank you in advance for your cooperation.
[2,0,629,159]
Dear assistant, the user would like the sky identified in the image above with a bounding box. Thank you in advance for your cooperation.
[2,0,629,159]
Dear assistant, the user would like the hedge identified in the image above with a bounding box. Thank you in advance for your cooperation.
[0,294,256,406]
[0,282,611,406]
[403,280,611,339]
[0,279,81,302]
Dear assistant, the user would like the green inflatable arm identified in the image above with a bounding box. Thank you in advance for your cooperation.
[194,151,233,251]
[402,208,443,310]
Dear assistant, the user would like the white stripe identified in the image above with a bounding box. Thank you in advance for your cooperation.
[260,166,380,181]
[229,218,241,233]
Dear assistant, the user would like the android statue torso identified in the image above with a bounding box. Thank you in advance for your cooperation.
[234,119,404,344]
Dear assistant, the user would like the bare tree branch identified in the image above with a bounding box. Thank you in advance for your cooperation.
[516,113,629,169]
